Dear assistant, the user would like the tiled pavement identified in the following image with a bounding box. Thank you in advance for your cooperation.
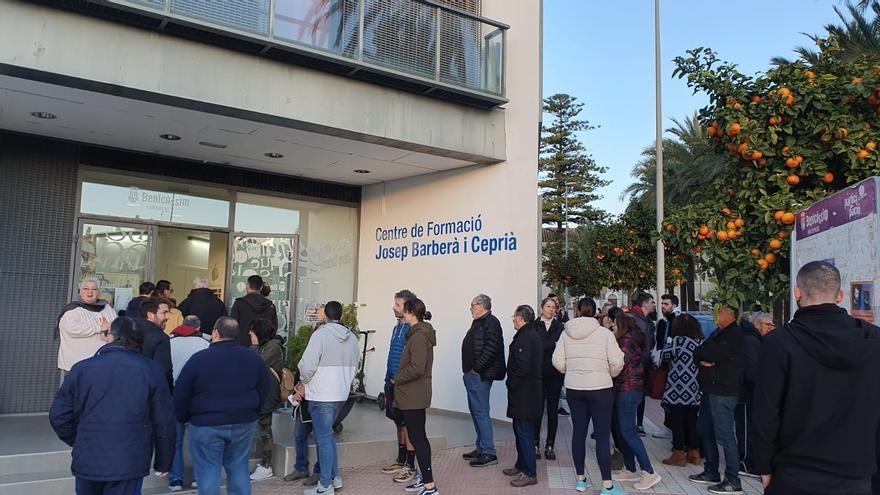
[253,399,764,495]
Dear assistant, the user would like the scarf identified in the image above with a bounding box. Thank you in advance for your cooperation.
[170,324,202,337]
[54,299,108,340]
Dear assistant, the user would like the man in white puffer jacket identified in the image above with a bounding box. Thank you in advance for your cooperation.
[552,298,625,495]
[298,301,360,495]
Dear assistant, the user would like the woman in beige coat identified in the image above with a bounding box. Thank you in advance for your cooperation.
[553,298,625,494]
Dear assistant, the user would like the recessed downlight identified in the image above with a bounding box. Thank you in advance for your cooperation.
[264,152,284,158]
[198,141,227,149]
[30,111,57,119]
[159,134,181,141]
[354,169,371,174]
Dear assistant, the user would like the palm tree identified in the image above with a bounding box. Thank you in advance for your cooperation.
[772,1,880,65]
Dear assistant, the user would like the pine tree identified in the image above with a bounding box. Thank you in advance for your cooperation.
[539,94,609,231]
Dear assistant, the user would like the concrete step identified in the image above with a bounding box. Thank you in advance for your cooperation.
[0,451,71,477]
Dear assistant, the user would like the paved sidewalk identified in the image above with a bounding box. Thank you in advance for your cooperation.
[253,399,764,495]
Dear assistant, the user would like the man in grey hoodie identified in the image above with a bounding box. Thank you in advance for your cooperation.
[298,301,360,495]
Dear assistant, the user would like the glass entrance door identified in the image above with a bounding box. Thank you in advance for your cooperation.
[76,220,154,313]
[228,234,298,337]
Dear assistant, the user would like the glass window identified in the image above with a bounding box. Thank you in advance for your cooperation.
[234,196,301,234]
[229,236,296,336]
[78,223,151,312]
[79,180,229,228]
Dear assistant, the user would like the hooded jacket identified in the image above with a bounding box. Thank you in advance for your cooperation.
[753,304,880,494]
[298,322,359,402]
[614,328,645,393]
[552,317,624,391]
[230,292,278,346]
[393,322,436,410]
[178,288,228,335]
[506,322,543,420]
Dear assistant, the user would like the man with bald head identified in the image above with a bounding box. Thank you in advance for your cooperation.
[753,261,880,495]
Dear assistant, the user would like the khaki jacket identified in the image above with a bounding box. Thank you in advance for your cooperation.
[393,322,436,410]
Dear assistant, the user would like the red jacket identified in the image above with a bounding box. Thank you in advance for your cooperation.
[614,330,645,393]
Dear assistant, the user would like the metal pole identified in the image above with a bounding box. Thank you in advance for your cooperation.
[654,0,665,308]
[564,184,569,309]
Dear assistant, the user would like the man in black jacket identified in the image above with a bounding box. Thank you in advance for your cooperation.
[754,261,880,495]
[689,306,745,494]
[504,305,542,488]
[178,277,227,335]
[735,312,764,478]
[230,275,278,346]
[137,297,174,391]
[461,293,506,468]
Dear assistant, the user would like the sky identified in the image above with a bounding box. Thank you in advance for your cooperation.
[542,0,843,215]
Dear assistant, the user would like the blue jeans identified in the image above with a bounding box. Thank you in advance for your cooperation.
[189,422,256,495]
[310,401,344,489]
[170,422,187,484]
[512,419,536,477]
[701,394,740,486]
[616,391,654,474]
[463,372,496,456]
[293,406,321,475]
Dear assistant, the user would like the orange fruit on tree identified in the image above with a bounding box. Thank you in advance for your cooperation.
[781,212,796,225]
[666,224,675,232]
[787,175,801,186]
[778,87,792,98]
[737,142,749,155]
[774,210,784,221]
[727,123,742,137]
[716,231,729,241]
[757,259,769,270]
[751,248,762,257]
[853,77,863,85]
[734,218,745,228]
[786,157,799,168]
[868,141,877,151]
[858,149,870,159]
[751,151,763,160]
[699,225,709,235]
[823,172,834,184]
[726,221,736,230]
[721,207,731,215]
[751,95,761,104]
[777,231,789,239]
[727,229,738,239]
[706,230,715,239]
[782,146,790,155]
[765,253,778,264]
[769,239,782,250]
[757,158,768,168]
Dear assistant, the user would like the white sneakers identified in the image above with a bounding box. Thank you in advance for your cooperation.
[250,464,274,481]
[633,472,662,491]
[612,469,661,490]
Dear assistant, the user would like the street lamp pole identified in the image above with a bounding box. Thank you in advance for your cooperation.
[564,183,570,308]
[654,0,666,307]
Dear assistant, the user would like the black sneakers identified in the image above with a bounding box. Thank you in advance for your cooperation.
[468,454,498,467]
[708,480,743,494]
[557,407,570,416]
[461,449,479,460]
[688,471,722,484]
[544,445,557,460]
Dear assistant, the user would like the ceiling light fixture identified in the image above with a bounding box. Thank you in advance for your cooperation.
[199,141,227,149]
[30,111,57,119]
[264,152,284,158]
[354,169,371,174]
[159,134,181,141]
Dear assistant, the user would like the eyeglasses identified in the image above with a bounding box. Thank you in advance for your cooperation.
[470,303,482,309]
[101,331,110,337]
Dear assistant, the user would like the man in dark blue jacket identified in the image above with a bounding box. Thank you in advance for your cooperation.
[380,289,417,481]
[50,317,175,495]
[174,316,272,494]
[137,297,174,391]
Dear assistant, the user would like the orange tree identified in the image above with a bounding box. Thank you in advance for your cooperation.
[566,201,686,298]
[663,39,880,308]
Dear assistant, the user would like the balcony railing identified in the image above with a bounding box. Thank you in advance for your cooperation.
[86,0,507,105]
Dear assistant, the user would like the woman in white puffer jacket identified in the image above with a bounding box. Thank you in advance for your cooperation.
[553,298,625,494]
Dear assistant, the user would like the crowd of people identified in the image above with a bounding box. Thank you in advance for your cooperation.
[50,261,880,495]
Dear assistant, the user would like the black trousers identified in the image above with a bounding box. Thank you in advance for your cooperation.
[735,401,754,469]
[535,374,563,446]
[401,409,433,484]
[666,404,699,451]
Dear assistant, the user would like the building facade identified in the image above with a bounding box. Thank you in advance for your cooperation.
[0,0,540,416]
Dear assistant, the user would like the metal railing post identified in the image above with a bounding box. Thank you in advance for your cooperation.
[267,0,276,38]
[357,0,366,61]
[434,6,441,81]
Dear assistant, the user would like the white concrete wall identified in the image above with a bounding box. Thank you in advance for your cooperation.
[0,0,505,162]
[356,0,541,418]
